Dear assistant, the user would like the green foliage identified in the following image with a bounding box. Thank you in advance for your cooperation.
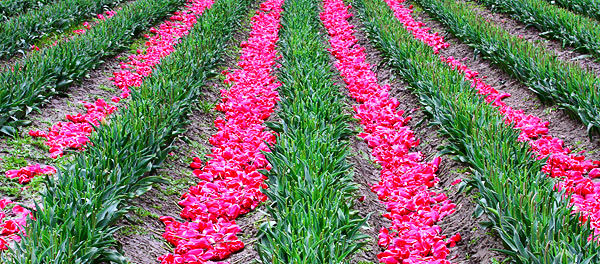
[354,0,600,262]
[476,0,600,58]
[0,0,123,58]
[255,0,368,262]
[0,0,185,137]
[0,0,250,262]
[546,0,600,22]
[0,0,57,22]
[414,0,600,138]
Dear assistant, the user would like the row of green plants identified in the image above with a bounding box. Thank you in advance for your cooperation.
[0,0,249,261]
[0,0,57,21]
[0,0,123,59]
[354,0,600,262]
[412,0,600,137]
[0,0,184,137]
[255,0,368,261]
[474,0,600,58]
[545,0,600,22]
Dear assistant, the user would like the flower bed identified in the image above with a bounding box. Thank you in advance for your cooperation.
[29,0,214,158]
[355,0,600,261]
[159,0,283,262]
[1,0,251,260]
[320,0,459,263]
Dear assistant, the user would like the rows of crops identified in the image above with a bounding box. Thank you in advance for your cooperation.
[1,0,600,263]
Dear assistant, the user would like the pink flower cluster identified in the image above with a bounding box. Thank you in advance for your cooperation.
[73,10,118,35]
[382,0,447,53]
[158,0,283,262]
[0,199,33,250]
[2,164,53,249]
[30,0,215,158]
[384,0,600,237]
[320,1,459,263]
[29,99,116,158]
[5,164,57,184]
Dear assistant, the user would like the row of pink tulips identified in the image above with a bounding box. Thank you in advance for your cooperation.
[158,0,283,262]
[385,0,600,237]
[320,1,460,263]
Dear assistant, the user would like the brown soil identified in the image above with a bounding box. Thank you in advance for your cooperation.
[332,45,390,264]
[460,0,600,76]
[347,122,392,264]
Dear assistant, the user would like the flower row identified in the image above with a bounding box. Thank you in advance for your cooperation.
[320,0,459,263]
[0,199,32,250]
[385,0,600,237]
[158,0,283,262]
[356,0,600,261]
[29,0,214,158]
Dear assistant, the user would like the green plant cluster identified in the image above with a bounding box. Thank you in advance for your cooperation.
[413,0,600,137]
[255,0,368,262]
[546,0,600,22]
[0,0,57,21]
[354,0,600,262]
[0,0,185,137]
[0,0,251,261]
[0,0,124,59]
[475,0,600,58]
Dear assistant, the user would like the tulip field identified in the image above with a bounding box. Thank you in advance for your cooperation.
[1,0,600,263]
